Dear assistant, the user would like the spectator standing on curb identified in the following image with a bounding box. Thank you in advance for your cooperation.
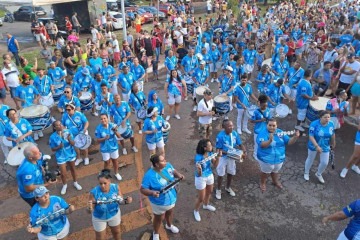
[2,59,20,109]
[6,33,20,67]
[72,12,82,36]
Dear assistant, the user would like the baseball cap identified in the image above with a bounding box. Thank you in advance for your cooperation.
[34,186,49,198]
[203,89,212,95]
[200,60,206,65]
[225,66,233,72]
[102,59,108,63]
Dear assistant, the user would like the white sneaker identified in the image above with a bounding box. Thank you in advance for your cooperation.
[115,173,123,181]
[194,210,201,222]
[153,233,160,240]
[212,117,217,121]
[340,168,348,178]
[215,189,222,200]
[211,78,214,83]
[165,224,179,233]
[193,106,197,112]
[92,112,99,117]
[122,148,128,155]
[84,158,89,165]
[138,130,142,134]
[304,173,309,181]
[302,122,310,128]
[38,131,44,138]
[132,146,138,152]
[61,184,67,195]
[184,96,188,100]
[203,204,216,211]
[242,128,251,134]
[174,114,181,120]
[34,132,39,141]
[352,165,360,174]
[215,78,219,83]
[225,187,236,197]
[237,129,242,135]
[166,115,171,121]
[75,158,83,166]
[224,116,229,120]
[315,173,325,184]
[295,125,305,132]
[73,182,82,191]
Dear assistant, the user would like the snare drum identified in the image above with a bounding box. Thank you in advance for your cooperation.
[162,121,171,143]
[7,142,36,166]
[79,92,94,111]
[195,86,210,101]
[117,125,133,139]
[246,104,258,118]
[227,149,244,161]
[136,107,147,120]
[39,93,54,108]
[53,83,65,103]
[306,97,329,122]
[19,105,53,131]
[74,133,92,150]
[262,58,272,67]
[214,95,230,115]
[275,104,290,118]
[184,75,194,95]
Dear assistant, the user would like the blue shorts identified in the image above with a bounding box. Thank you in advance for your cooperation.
[9,87,17,98]
[0,88,6,99]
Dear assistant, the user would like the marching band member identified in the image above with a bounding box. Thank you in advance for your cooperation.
[242,42,257,79]
[49,121,82,195]
[234,75,257,135]
[250,95,271,160]
[164,69,187,120]
[257,119,299,192]
[256,64,272,94]
[143,107,167,157]
[192,60,209,111]
[181,49,199,101]
[16,145,56,206]
[57,86,81,113]
[14,74,40,108]
[129,83,147,134]
[110,94,138,155]
[65,76,81,97]
[61,103,90,166]
[75,59,93,80]
[47,61,66,87]
[130,57,145,92]
[232,55,246,84]
[5,108,34,146]
[117,65,135,102]
[340,120,360,178]
[272,53,289,79]
[285,60,304,100]
[295,69,318,132]
[218,66,236,116]
[100,59,117,94]
[90,73,106,116]
[164,50,178,78]
[215,119,246,200]
[193,139,219,222]
[209,43,221,83]
[0,103,10,160]
[95,114,123,181]
[148,90,164,116]
[88,169,133,240]
[95,83,113,117]
[27,186,75,239]
[140,154,184,240]
[325,88,349,130]
[76,68,93,92]
[197,89,215,139]
[266,79,291,117]
[304,111,336,184]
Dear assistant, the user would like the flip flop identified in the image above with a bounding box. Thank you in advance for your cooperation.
[260,183,266,192]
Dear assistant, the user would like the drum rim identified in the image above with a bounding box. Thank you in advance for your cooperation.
[309,97,329,110]
[20,105,49,118]
[195,86,210,96]
[214,95,230,102]
[7,142,36,166]
[74,133,91,149]
[79,92,92,100]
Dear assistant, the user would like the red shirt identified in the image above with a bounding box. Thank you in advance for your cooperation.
[0,73,6,89]
[287,42,296,56]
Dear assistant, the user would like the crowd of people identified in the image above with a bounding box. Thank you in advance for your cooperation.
[2,0,360,239]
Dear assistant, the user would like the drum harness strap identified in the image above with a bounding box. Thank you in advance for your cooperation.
[237,85,250,104]
[67,113,80,130]
[288,68,302,88]
[132,91,146,109]
[9,120,24,142]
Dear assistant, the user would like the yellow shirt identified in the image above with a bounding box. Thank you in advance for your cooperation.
[135,18,141,25]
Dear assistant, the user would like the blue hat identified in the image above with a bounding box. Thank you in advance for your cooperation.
[34,186,49,198]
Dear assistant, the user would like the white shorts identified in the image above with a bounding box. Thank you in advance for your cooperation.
[257,160,283,174]
[101,150,119,161]
[330,117,340,129]
[209,63,215,73]
[195,174,214,190]
[168,93,181,105]
[297,108,307,121]
[290,89,297,101]
[38,218,70,240]
[35,33,46,42]
[146,139,165,151]
[150,202,175,215]
[92,209,121,232]
[244,64,254,74]
[121,92,131,102]
[216,156,236,176]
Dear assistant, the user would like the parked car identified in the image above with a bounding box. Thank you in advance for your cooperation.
[108,11,123,30]
[159,4,171,15]
[36,17,68,39]
[127,10,145,24]
[139,6,166,20]
[135,8,153,23]
[13,6,47,21]
[107,0,119,11]
[0,18,2,26]
[117,0,138,10]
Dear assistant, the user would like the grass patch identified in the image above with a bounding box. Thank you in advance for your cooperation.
[0,8,6,18]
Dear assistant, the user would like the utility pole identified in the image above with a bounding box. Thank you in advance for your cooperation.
[120,0,127,40]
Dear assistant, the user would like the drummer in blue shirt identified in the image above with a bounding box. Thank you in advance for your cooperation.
[14,74,40,108]
[192,61,210,111]
[57,86,81,113]
[285,60,304,98]
[95,114,123,181]
[49,121,82,195]
[48,61,66,86]
[100,59,117,95]
[129,83,147,134]
[304,111,335,184]
[266,79,292,117]
[95,83,113,117]
[0,103,10,160]
[209,43,221,83]
[27,186,75,239]
[5,108,34,147]
[117,65,135,102]
[272,54,289,79]
[181,49,199,78]
[140,154,184,240]
[219,66,236,114]
[257,118,299,192]
[130,57,145,91]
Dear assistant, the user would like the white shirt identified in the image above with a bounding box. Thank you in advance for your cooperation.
[340,60,360,84]
[207,1,212,10]
[113,39,120,53]
[198,98,213,124]
[91,28,99,42]
[2,66,19,88]
[101,15,107,25]
[174,17,183,27]
[174,30,184,45]
[323,50,338,63]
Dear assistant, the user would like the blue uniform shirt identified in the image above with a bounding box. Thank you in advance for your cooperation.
[118,72,135,94]
[181,55,198,73]
[308,119,335,153]
[89,58,103,74]
[61,111,88,136]
[256,72,272,93]
[95,92,114,116]
[234,84,253,109]
[219,74,236,96]
[257,128,290,164]
[243,49,257,65]
[165,56,178,71]
[287,67,304,88]
[0,104,10,135]
[296,79,313,109]
[91,184,120,220]
[129,91,146,111]
[15,85,39,107]
[192,67,209,86]
[131,64,145,81]
[49,129,76,164]
[194,152,215,178]
[216,130,242,153]
[5,118,34,146]
[76,74,93,91]
[48,67,65,83]
[34,75,53,96]
[95,122,119,153]
[272,60,290,78]
[266,83,286,108]
[251,108,271,134]
[110,102,131,126]
[166,77,183,96]
[143,116,165,144]
[90,79,105,96]
[16,158,44,198]
[101,65,116,83]
[57,96,81,110]
[343,199,360,240]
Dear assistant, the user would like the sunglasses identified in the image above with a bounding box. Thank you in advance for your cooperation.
[64,91,70,93]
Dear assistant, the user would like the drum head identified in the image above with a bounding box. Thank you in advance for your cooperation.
[74,133,91,150]
[310,97,329,111]
[79,92,92,100]
[2,136,12,147]
[262,58,272,67]
[117,125,127,134]
[162,121,171,132]
[195,86,210,96]
[137,108,147,120]
[275,104,290,118]
[20,105,48,118]
[7,142,36,166]
[214,95,230,103]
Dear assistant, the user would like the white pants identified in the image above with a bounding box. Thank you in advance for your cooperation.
[0,139,9,159]
[38,218,70,240]
[253,134,259,160]
[110,81,118,95]
[237,108,249,131]
[304,149,330,175]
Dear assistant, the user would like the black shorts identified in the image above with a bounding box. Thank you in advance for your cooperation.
[49,34,55,40]
[338,81,351,99]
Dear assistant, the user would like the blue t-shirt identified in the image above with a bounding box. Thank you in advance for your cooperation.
[100,65,116,83]
[210,49,221,65]
[287,67,304,88]
[15,85,39,107]
[89,57,103,74]
[34,75,53,96]
[256,72,272,92]
[166,77,183,96]
[57,96,81,110]
[48,67,65,83]
[118,72,135,94]
[243,49,257,65]
[219,74,236,96]
[308,119,335,152]
[274,44,289,54]
[143,116,165,144]
[76,74,93,91]
[181,55,199,73]
[296,79,313,109]
[95,92,114,116]
[266,83,286,108]
[5,118,34,146]
[343,199,360,239]
[110,102,131,126]
[256,128,290,164]
[192,67,209,86]
[148,100,164,116]
[91,184,120,220]
[234,84,253,109]
[61,111,88,136]
[129,91,146,111]
[194,152,215,177]
[216,130,242,154]
[141,162,177,206]
[165,56,178,71]
[0,104,10,135]
[16,158,44,198]
[30,196,69,236]
[251,108,271,134]
[90,79,106,96]
[272,60,290,78]
[49,129,76,164]
[95,122,119,153]
[131,64,145,81]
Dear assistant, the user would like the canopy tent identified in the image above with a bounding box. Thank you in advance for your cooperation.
[0,0,82,6]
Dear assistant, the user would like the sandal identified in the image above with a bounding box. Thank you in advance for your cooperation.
[260,183,266,192]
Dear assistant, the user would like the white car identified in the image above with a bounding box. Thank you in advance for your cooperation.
[109,11,124,30]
